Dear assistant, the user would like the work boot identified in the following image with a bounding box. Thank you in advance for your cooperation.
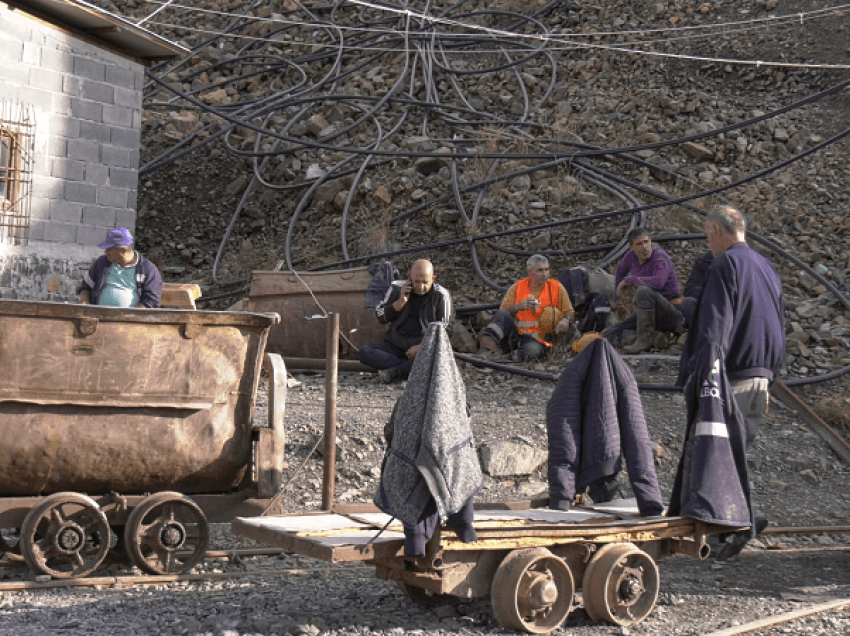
[378,366,399,384]
[478,334,499,354]
[622,309,656,354]
[714,530,751,560]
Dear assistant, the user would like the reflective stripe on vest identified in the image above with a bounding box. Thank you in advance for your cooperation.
[515,278,559,346]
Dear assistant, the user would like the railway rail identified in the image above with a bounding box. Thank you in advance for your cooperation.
[1,530,847,587]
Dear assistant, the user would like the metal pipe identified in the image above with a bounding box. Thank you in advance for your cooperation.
[322,313,339,511]
[283,357,370,372]
[667,537,711,560]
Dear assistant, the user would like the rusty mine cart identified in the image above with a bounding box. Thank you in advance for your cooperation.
[234,500,732,634]
[0,299,286,580]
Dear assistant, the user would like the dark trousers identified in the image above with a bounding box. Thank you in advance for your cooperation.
[404,498,477,557]
[482,310,547,361]
[605,287,683,342]
[359,342,415,379]
[632,286,684,331]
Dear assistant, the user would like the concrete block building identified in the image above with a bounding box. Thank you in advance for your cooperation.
[0,0,184,300]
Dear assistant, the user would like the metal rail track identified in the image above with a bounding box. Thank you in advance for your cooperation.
[771,380,850,464]
[703,598,850,636]
[0,563,369,592]
[1,526,847,592]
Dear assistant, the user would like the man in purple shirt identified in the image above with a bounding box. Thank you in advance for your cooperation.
[612,227,684,353]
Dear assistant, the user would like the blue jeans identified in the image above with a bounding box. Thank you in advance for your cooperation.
[481,310,547,361]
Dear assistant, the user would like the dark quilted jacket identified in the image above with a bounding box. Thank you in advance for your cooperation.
[546,338,663,516]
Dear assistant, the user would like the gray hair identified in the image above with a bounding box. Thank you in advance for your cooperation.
[526,254,549,270]
[707,205,746,236]
[627,227,651,244]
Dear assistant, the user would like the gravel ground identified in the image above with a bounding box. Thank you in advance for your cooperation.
[2,357,849,636]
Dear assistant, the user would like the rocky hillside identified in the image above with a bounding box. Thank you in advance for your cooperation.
[94,0,850,386]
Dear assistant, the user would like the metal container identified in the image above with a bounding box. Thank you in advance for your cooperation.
[0,300,280,496]
[247,268,386,360]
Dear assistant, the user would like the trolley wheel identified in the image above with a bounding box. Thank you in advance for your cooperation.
[395,580,449,605]
[580,543,627,622]
[0,527,24,562]
[20,492,111,579]
[491,547,574,634]
[124,492,209,575]
[582,542,659,626]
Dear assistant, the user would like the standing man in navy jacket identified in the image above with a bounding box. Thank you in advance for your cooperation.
[680,205,785,560]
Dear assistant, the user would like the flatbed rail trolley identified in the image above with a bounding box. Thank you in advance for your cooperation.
[234,499,736,633]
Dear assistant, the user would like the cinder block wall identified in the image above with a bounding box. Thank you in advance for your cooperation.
[0,3,145,300]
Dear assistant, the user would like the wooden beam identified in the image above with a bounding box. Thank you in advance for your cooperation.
[161,283,202,310]
[703,598,850,636]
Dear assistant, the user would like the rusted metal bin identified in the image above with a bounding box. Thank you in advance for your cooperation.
[0,300,286,579]
[247,268,386,360]
[0,300,277,495]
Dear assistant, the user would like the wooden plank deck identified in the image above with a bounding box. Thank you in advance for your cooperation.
[231,500,703,564]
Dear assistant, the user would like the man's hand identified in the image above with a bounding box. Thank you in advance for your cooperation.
[393,280,412,311]
[406,344,421,359]
[616,280,630,297]
[512,296,539,314]
[79,290,91,305]
[555,314,575,335]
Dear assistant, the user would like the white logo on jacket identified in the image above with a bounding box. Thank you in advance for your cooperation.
[700,358,723,400]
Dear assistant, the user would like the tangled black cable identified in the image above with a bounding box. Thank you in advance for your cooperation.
[136,0,850,388]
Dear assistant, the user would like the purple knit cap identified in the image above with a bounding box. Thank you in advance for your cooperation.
[97,227,134,249]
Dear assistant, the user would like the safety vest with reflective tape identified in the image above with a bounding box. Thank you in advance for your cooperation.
[515,277,559,346]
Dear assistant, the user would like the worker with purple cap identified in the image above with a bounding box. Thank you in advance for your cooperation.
[78,227,163,308]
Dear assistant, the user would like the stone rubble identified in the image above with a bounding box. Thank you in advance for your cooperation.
[2,364,849,635]
[2,0,849,633]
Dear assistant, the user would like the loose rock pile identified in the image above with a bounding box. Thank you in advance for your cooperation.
[3,1,849,634]
[103,0,850,384]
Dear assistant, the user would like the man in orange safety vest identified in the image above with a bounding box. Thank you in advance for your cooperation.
[478,254,575,361]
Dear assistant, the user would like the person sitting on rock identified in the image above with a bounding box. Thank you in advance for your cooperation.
[605,228,684,354]
[78,227,162,308]
[359,259,452,384]
[477,254,575,361]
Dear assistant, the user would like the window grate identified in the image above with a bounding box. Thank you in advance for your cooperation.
[0,100,35,247]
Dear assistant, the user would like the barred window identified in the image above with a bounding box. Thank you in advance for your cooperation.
[0,130,16,201]
[0,101,34,246]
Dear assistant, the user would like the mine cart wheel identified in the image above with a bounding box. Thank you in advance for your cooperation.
[491,547,574,634]
[124,492,209,575]
[582,542,659,626]
[0,527,25,562]
[395,580,450,606]
[20,492,111,579]
[580,543,627,622]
